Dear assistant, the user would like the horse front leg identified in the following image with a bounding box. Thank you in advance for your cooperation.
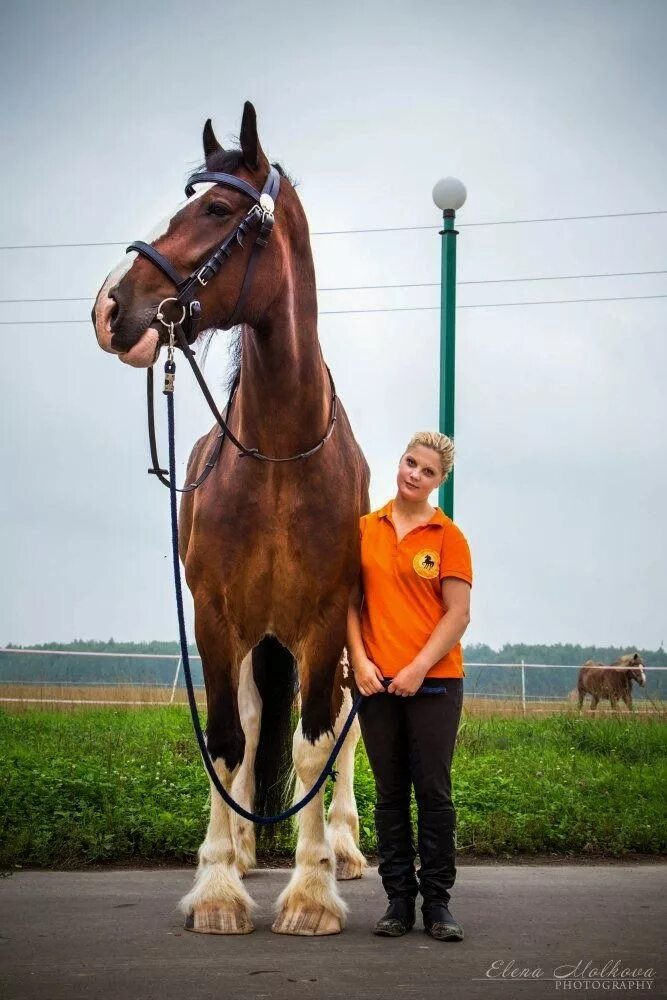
[179,624,255,934]
[230,651,260,877]
[272,633,348,936]
[327,651,366,881]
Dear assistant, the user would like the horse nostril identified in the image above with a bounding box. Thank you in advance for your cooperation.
[107,292,120,330]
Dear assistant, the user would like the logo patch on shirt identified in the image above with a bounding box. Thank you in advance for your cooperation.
[413,549,439,579]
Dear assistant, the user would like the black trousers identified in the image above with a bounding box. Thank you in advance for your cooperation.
[358,678,464,907]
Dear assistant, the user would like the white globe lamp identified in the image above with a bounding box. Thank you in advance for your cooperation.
[432,177,467,213]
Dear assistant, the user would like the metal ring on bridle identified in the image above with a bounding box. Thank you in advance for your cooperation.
[156,298,187,328]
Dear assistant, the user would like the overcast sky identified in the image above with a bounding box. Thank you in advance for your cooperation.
[1,0,666,651]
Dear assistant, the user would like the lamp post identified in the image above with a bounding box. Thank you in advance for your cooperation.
[432,176,466,517]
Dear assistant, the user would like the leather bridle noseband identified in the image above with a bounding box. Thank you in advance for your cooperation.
[125,164,338,481]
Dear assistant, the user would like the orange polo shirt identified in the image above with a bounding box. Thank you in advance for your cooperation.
[359,500,473,679]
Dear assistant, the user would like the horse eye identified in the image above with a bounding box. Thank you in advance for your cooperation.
[206,203,230,217]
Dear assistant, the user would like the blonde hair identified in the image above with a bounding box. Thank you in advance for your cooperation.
[404,430,455,481]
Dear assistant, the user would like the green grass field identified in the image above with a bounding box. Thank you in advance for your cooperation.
[1,707,664,868]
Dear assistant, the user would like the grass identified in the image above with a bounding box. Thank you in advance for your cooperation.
[0,706,664,869]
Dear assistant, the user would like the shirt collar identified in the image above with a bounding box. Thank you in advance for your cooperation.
[378,499,448,527]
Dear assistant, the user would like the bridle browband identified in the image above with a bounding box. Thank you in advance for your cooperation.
[126,163,338,478]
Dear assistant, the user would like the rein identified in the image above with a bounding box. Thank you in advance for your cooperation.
[149,318,338,473]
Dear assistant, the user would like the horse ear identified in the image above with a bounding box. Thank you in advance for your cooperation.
[203,119,223,163]
[240,101,268,172]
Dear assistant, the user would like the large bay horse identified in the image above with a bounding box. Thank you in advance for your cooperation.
[92,102,370,935]
[577,653,646,711]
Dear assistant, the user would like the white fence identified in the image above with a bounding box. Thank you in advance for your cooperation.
[1,648,665,711]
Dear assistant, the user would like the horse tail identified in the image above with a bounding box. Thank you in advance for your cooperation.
[252,634,299,848]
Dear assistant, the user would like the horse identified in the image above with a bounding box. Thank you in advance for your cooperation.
[92,101,370,936]
[577,652,646,711]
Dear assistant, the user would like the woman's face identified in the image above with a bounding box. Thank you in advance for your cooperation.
[396,445,445,504]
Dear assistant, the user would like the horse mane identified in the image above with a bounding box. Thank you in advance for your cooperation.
[224,326,243,392]
[611,653,640,668]
[190,148,297,397]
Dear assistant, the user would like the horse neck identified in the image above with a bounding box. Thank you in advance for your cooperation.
[236,270,330,455]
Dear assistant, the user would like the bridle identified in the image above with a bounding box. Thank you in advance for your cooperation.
[127,165,282,341]
[125,163,338,481]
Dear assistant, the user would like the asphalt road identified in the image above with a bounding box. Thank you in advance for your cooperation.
[1,865,664,1000]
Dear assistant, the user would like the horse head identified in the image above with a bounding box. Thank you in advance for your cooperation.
[618,652,646,687]
[92,102,304,368]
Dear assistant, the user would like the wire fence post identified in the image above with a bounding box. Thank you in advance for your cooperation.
[169,656,182,704]
[521,659,526,714]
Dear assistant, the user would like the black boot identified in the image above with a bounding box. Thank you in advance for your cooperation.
[374,806,419,900]
[374,897,416,937]
[422,901,464,941]
[417,808,464,941]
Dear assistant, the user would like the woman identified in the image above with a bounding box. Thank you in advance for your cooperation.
[347,430,472,941]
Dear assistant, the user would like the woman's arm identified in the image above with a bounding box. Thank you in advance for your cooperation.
[347,577,385,695]
[387,577,471,696]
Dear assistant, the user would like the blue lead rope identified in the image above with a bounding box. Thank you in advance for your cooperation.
[165,377,445,825]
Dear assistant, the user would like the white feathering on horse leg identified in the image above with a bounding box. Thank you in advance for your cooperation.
[326,687,367,880]
[272,722,348,936]
[230,652,260,876]
[179,757,256,934]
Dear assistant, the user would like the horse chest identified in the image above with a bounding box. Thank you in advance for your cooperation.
[191,473,354,581]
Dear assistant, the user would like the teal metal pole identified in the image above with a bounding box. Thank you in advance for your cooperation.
[438,209,458,516]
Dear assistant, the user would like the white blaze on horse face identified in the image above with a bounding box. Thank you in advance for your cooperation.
[93,183,217,360]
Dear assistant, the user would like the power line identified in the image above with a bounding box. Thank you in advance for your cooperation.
[316,209,667,235]
[0,209,665,251]
[2,269,666,306]
[321,268,667,291]
[2,292,666,324]
[326,294,667,313]
[0,296,95,304]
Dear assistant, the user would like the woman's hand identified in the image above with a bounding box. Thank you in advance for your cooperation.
[353,656,386,696]
[387,662,427,697]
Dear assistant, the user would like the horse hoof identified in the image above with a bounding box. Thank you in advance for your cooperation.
[184,904,254,935]
[271,905,342,936]
[336,858,364,880]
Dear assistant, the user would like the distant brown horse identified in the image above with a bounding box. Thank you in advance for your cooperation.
[92,102,370,935]
[577,652,646,711]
